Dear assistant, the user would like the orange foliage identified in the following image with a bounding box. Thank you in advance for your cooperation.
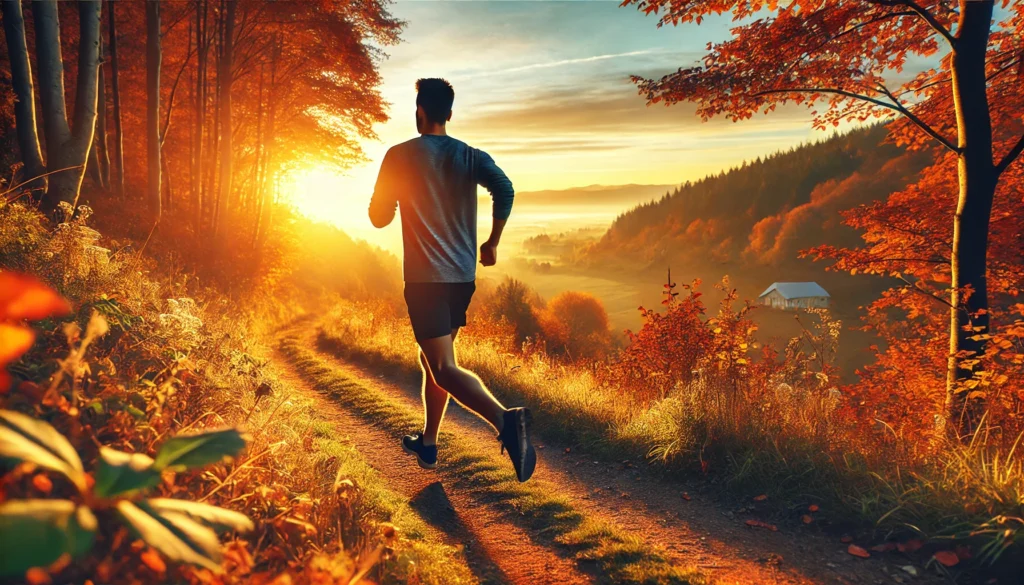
[809,149,1024,441]
[0,272,72,390]
[538,291,612,360]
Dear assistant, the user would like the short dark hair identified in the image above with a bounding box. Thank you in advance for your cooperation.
[415,78,454,124]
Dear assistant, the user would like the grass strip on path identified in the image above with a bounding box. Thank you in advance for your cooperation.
[315,328,632,458]
[281,336,706,585]
[258,358,480,585]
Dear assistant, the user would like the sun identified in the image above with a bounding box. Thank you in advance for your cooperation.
[281,165,376,230]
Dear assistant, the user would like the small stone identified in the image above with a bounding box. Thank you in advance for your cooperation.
[900,566,919,577]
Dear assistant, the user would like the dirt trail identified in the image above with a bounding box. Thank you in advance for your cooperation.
[270,340,593,585]
[295,328,946,585]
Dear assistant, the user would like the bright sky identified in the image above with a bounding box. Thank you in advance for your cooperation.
[286,1,832,243]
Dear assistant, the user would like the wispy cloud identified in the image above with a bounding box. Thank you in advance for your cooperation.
[457,49,662,79]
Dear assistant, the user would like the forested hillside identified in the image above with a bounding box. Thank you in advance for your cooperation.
[581,125,928,286]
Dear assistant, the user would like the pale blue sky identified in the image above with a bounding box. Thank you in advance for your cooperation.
[291,1,846,237]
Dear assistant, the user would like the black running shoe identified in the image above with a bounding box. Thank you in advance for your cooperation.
[498,407,536,482]
[402,433,437,469]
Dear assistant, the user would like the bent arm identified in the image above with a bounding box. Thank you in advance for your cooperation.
[368,149,399,228]
[475,150,514,242]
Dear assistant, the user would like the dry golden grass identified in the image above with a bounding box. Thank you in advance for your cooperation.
[0,202,477,584]
[318,299,1024,570]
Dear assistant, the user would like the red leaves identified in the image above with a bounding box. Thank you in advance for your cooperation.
[932,550,959,567]
[0,273,71,321]
[745,519,778,532]
[871,543,896,553]
[752,494,768,502]
[897,539,924,553]
[800,514,813,524]
[140,548,167,573]
[847,544,871,559]
[31,473,53,495]
[0,273,71,392]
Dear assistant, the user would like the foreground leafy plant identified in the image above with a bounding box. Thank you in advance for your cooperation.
[0,409,251,577]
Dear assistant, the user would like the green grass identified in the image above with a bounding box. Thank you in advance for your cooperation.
[280,336,706,585]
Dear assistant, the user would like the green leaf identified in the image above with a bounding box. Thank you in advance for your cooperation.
[153,429,248,471]
[117,500,225,572]
[0,499,97,577]
[94,447,162,498]
[0,410,86,491]
[145,498,253,533]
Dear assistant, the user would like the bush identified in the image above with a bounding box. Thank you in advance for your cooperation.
[480,277,544,344]
[538,291,611,360]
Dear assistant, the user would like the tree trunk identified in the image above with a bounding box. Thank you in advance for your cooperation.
[96,24,110,191]
[253,36,278,250]
[1,0,47,193]
[214,0,236,243]
[33,0,102,212]
[944,0,996,439]
[193,0,207,233]
[146,0,162,222]
[161,149,173,211]
[107,0,124,199]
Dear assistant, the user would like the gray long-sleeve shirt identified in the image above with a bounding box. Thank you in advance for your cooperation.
[369,134,514,283]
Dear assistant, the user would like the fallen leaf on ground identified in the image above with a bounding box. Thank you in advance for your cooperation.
[808,504,820,512]
[897,539,924,553]
[140,548,167,573]
[840,536,853,543]
[32,473,53,494]
[848,544,871,559]
[745,519,778,532]
[933,550,959,567]
[871,543,896,552]
[801,514,813,524]
[753,494,768,502]
[681,492,691,501]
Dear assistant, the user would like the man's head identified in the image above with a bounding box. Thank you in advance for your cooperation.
[415,78,454,133]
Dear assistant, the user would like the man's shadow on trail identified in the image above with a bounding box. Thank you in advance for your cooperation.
[409,481,511,585]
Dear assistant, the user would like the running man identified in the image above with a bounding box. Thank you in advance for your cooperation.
[368,78,536,482]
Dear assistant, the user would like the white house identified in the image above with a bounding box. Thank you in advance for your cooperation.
[758,282,830,309]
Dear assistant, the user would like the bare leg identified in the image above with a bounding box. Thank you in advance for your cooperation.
[419,330,455,446]
[418,331,506,432]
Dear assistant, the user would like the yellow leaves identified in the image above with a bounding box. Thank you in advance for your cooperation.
[0,323,34,365]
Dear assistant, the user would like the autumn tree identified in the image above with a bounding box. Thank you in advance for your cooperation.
[1,0,46,191]
[107,0,125,199]
[2,0,103,211]
[623,0,1024,436]
[146,0,161,221]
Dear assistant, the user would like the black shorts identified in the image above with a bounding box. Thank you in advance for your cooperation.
[404,281,476,341]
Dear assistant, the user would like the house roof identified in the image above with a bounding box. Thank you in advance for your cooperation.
[759,282,830,299]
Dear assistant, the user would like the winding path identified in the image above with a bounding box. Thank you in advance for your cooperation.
[273,324,942,585]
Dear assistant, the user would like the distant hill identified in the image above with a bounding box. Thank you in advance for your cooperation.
[490,183,677,210]
[579,125,928,285]
[570,125,932,378]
